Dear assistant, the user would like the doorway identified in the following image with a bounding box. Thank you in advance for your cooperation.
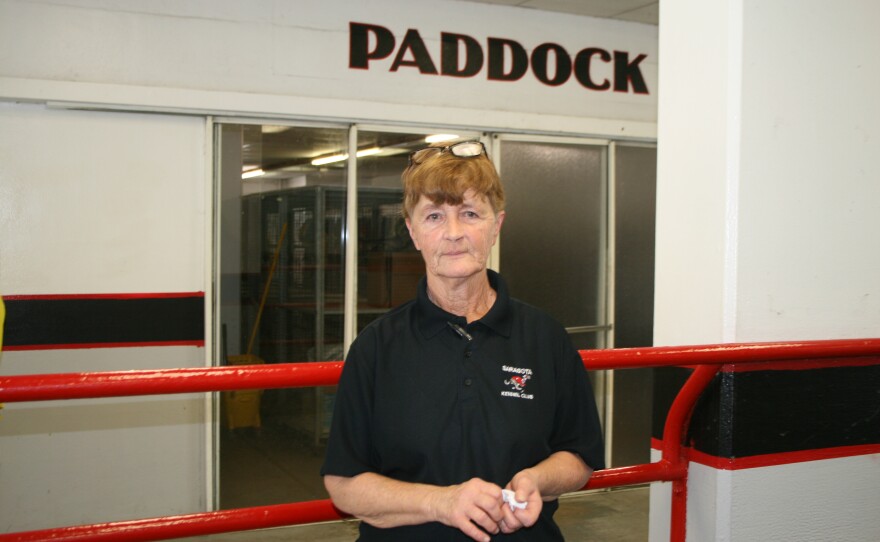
[214,122,656,507]
[494,137,657,468]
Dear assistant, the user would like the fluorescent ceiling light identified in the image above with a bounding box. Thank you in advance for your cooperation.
[356,147,382,158]
[311,153,348,166]
[241,168,265,179]
[425,134,459,143]
[311,147,383,166]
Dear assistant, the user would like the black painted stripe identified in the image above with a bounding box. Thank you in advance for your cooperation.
[650,438,880,470]
[653,362,880,459]
[2,293,204,350]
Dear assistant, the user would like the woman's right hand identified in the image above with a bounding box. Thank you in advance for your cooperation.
[428,477,505,542]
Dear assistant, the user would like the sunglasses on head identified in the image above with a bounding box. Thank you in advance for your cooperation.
[408,140,488,167]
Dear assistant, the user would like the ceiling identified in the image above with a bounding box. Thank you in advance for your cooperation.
[241,126,437,177]
[461,0,658,25]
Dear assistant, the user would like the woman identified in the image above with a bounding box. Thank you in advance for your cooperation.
[321,140,605,541]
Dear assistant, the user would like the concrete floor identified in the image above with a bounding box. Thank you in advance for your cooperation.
[186,423,649,541]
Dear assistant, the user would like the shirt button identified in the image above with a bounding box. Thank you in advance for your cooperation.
[464,350,472,358]
[464,378,473,386]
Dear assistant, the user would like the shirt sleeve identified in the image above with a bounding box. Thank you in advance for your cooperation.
[320,329,377,478]
[550,332,606,471]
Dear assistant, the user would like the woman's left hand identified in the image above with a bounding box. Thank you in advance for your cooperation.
[498,474,542,533]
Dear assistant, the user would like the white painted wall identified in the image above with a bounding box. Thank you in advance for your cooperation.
[735,1,880,340]
[0,104,206,295]
[654,0,742,345]
[677,455,880,541]
[654,0,880,540]
[0,0,658,139]
[655,0,880,344]
[0,104,208,531]
[725,456,880,541]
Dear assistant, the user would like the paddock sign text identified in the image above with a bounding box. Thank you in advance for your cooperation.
[349,22,649,94]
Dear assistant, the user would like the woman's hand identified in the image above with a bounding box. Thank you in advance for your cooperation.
[326,473,506,542]
[498,473,543,533]
[497,452,592,534]
[427,477,506,542]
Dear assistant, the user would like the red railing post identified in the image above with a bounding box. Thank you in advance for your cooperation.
[661,364,722,542]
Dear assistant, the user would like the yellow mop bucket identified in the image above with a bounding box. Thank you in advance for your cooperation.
[223,223,287,431]
[223,354,264,430]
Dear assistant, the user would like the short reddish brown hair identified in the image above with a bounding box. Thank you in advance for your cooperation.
[401,145,505,219]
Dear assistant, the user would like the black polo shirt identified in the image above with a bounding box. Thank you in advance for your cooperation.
[322,270,605,541]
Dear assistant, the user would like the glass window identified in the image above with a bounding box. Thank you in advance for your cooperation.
[497,139,607,350]
[216,123,350,509]
[610,143,657,468]
[215,123,480,508]
[215,124,656,507]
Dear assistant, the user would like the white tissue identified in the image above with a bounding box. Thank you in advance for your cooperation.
[501,489,527,511]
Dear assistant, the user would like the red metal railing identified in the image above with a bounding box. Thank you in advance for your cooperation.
[1,338,879,542]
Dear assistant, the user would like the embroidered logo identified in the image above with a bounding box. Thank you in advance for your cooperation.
[501,365,534,400]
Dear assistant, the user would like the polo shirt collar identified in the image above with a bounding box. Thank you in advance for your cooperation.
[416,269,513,339]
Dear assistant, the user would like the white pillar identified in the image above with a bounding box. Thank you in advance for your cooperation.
[653,1,880,540]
